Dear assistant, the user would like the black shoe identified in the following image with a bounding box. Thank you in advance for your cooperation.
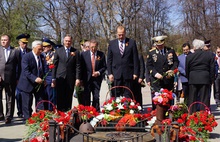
[0,117,5,121]
[5,118,11,124]
[18,114,23,118]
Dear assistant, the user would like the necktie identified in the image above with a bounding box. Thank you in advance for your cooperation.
[91,53,95,73]
[160,50,164,55]
[37,56,42,77]
[119,42,124,55]
[4,48,9,62]
[66,48,69,57]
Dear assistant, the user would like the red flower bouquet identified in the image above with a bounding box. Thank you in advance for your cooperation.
[178,111,218,141]
[153,88,174,106]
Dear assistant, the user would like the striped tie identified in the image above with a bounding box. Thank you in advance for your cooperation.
[119,42,124,55]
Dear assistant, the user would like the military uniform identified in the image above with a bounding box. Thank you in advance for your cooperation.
[147,46,179,92]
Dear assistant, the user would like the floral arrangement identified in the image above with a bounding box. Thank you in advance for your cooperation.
[73,105,99,121]
[168,103,188,120]
[152,88,174,106]
[101,96,142,117]
[177,111,218,142]
[24,110,72,142]
[24,105,99,142]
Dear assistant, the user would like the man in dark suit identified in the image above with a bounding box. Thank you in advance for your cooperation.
[0,34,17,124]
[52,34,81,111]
[215,47,220,108]
[15,33,31,118]
[81,39,106,111]
[186,39,215,113]
[133,54,145,108]
[17,40,46,120]
[147,35,179,110]
[107,25,139,98]
[178,43,191,105]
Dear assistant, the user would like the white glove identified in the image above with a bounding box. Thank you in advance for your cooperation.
[155,73,163,79]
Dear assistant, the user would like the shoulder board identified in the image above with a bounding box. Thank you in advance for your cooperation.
[149,48,156,52]
[15,46,20,49]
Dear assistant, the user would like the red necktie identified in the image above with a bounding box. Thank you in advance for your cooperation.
[91,53,95,73]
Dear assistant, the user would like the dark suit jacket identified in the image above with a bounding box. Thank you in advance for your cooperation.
[52,47,80,85]
[107,38,139,80]
[139,54,145,80]
[147,47,179,84]
[17,52,46,93]
[81,50,106,83]
[14,47,31,80]
[0,46,17,85]
[186,49,215,84]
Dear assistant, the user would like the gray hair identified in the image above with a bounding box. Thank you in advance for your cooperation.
[192,39,204,50]
[32,40,42,49]
[83,41,90,47]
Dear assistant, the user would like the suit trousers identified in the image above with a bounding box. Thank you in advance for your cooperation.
[188,84,210,114]
[83,77,102,112]
[56,78,73,112]
[0,82,15,119]
[113,77,133,99]
[20,87,45,120]
[15,88,23,116]
[132,79,143,107]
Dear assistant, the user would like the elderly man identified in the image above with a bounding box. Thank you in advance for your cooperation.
[81,39,106,111]
[0,34,17,124]
[147,35,179,110]
[186,39,215,113]
[17,40,46,120]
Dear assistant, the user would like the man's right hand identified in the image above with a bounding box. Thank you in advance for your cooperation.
[155,73,163,79]
[35,77,43,84]
[108,74,114,82]
[51,79,56,87]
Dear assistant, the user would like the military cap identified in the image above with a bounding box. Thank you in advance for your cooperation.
[152,35,168,46]
[80,39,88,45]
[204,40,211,47]
[42,37,55,46]
[16,33,30,43]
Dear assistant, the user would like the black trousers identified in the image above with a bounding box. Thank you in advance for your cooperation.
[188,84,210,114]
[56,78,74,112]
[83,77,102,112]
[112,77,133,99]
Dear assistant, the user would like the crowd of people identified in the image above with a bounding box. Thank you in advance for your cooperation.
[0,25,219,125]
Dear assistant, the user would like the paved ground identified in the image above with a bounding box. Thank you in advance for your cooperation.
[0,81,220,141]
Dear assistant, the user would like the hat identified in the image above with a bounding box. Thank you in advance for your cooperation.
[204,40,211,47]
[80,39,88,45]
[16,33,30,43]
[42,37,55,46]
[152,35,168,45]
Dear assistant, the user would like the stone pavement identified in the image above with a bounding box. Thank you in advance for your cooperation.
[0,81,220,142]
